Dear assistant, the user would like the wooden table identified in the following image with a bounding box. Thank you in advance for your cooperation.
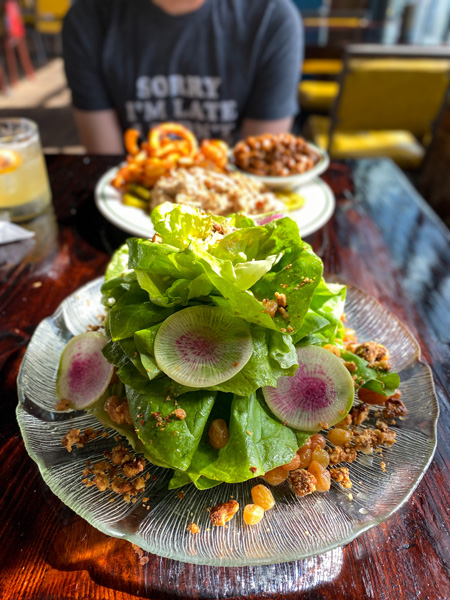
[1,155,449,600]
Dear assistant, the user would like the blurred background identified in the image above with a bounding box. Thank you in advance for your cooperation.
[1,0,449,225]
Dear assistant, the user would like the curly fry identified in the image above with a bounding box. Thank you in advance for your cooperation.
[124,129,141,157]
[200,139,229,168]
[114,123,229,195]
[149,122,198,156]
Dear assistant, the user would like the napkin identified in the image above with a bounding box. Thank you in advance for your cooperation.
[0,220,35,245]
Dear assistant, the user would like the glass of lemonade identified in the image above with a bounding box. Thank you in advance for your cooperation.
[0,118,52,221]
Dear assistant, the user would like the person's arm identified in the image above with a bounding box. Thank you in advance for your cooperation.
[63,2,121,154]
[73,108,124,154]
[241,117,293,138]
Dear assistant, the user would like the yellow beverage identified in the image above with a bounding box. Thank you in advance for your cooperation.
[0,119,52,221]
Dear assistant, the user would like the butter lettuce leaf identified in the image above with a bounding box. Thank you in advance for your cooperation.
[126,382,216,471]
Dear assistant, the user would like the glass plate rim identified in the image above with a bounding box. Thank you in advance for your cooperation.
[16,277,439,566]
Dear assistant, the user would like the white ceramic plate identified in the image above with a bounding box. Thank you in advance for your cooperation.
[94,167,335,239]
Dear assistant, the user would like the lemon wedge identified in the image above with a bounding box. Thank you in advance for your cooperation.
[274,190,306,212]
[0,149,22,175]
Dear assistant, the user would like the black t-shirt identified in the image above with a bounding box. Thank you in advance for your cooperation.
[63,0,303,143]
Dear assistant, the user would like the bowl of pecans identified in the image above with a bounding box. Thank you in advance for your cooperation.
[231,133,329,191]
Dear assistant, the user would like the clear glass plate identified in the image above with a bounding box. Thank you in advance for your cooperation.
[16,278,438,566]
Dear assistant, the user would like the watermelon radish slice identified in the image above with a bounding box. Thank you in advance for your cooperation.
[56,332,114,409]
[263,345,355,432]
[154,306,252,387]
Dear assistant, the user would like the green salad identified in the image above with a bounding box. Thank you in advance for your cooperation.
[56,202,400,491]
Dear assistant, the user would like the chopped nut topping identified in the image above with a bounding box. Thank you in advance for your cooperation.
[172,408,186,420]
[62,428,81,453]
[383,394,408,420]
[104,395,133,425]
[351,403,370,426]
[93,473,110,492]
[328,445,357,465]
[344,361,357,373]
[209,500,239,526]
[335,414,352,429]
[122,458,145,478]
[288,469,317,497]
[330,467,352,489]
[354,341,388,366]
[188,523,200,534]
[110,445,134,466]
[55,398,71,411]
[275,292,287,307]
[111,477,133,495]
[262,299,278,318]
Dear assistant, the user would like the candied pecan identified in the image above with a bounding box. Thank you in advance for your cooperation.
[62,428,81,453]
[92,460,112,474]
[375,428,396,447]
[111,445,134,466]
[275,292,287,307]
[335,414,352,429]
[353,429,379,453]
[330,467,352,489]
[288,469,317,497]
[111,477,133,495]
[354,341,388,365]
[132,476,146,492]
[122,458,146,478]
[172,408,186,420]
[383,395,408,420]
[55,398,71,411]
[262,299,278,318]
[104,395,133,425]
[344,361,357,373]
[209,500,239,526]
[93,474,110,492]
[328,445,357,465]
[351,403,370,426]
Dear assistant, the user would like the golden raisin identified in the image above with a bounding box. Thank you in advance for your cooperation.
[311,447,330,468]
[251,484,275,510]
[297,446,312,469]
[208,419,229,449]
[309,433,327,450]
[328,428,353,447]
[308,461,331,492]
[243,504,265,525]
[280,453,301,472]
[264,466,288,486]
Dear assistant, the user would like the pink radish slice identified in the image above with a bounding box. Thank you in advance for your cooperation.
[56,332,114,409]
[154,306,252,387]
[263,345,355,432]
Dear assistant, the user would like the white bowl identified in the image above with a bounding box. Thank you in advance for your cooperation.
[230,141,330,191]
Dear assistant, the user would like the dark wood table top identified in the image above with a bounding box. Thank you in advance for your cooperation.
[1,155,449,600]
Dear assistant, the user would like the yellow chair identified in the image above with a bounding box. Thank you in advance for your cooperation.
[35,0,70,35]
[306,45,450,169]
[299,80,340,112]
[299,60,342,113]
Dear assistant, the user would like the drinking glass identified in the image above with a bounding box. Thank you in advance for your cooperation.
[0,118,52,221]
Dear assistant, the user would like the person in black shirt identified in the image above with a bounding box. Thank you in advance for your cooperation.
[63,0,303,153]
